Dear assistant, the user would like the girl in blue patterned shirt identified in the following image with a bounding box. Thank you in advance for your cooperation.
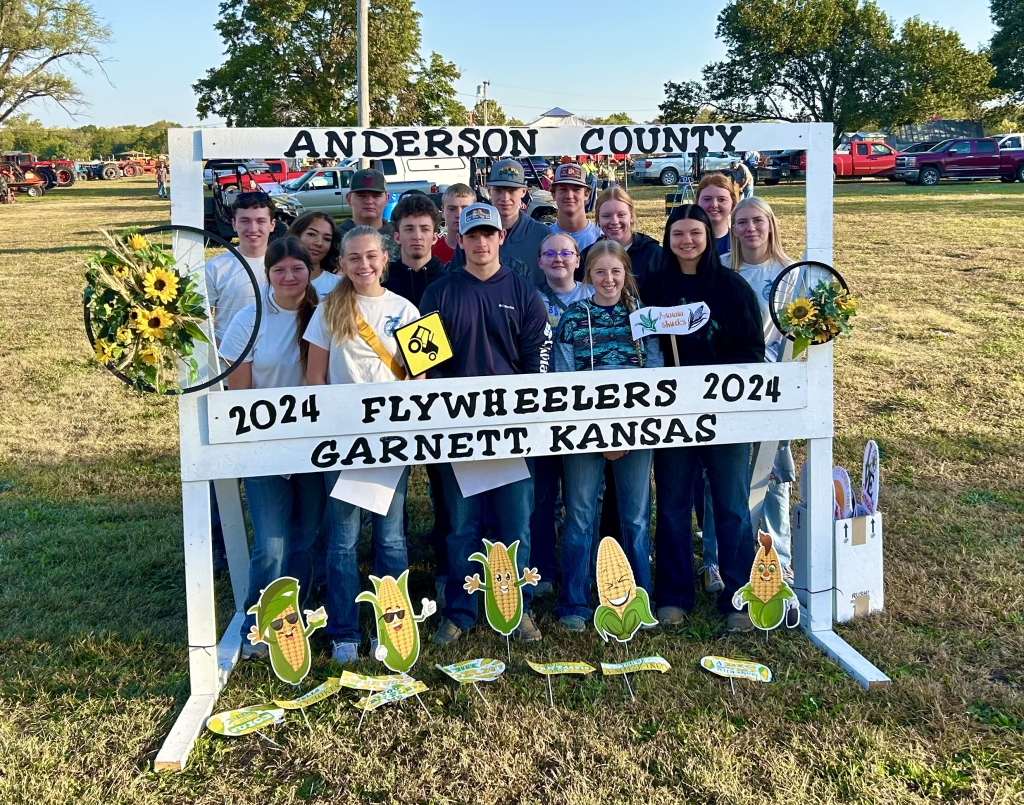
[551,240,662,633]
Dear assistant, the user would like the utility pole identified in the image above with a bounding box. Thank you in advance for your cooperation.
[357,0,370,167]
[477,80,490,126]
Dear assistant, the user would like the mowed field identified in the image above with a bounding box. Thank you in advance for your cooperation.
[0,176,1023,804]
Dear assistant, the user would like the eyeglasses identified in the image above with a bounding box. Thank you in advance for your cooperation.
[541,250,578,260]
[381,609,406,623]
[270,612,299,631]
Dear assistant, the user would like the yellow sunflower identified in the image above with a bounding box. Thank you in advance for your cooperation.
[127,233,149,252]
[137,307,174,340]
[94,339,114,363]
[785,298,817,326]
[111,262,130,279]
[143,268,179,304]
[115,326,133,343]
[813,330,833,343]
[836,294,857,313]
[139,345,160,365]
[127,307,145,329]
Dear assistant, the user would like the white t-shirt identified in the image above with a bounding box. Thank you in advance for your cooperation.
[303,289,420,385]
[205,251,266,345]
[550,220,602,250]
[729,254,791,362]
[311,270,342,298]
[220,288,303,390]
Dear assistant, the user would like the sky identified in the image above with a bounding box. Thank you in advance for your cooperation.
[20,0,998,129]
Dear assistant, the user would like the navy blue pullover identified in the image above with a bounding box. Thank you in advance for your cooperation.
[418,264,552,378]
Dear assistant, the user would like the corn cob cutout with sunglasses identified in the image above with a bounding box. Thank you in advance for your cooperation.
[247,577,328,685]
[356,569,436,674]
[464,539,541,636]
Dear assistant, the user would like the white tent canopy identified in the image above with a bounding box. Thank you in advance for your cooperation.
[527,107,591,127]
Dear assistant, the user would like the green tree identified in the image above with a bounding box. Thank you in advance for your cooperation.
[660,0,996,146]
[0,0,111,125]
[991,0,1024,99]
[471,98,507,126]
[194,0,462,126]
[587,112,635,125]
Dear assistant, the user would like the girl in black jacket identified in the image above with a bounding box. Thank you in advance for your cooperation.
[645,204,766,634]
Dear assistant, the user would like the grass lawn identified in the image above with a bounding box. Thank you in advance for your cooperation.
[1,175,1023,804]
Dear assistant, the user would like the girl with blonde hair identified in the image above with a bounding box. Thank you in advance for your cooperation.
[695,173,740,257]
[579,186,662,289]
[551,239,661,633]
[303,225,422,665]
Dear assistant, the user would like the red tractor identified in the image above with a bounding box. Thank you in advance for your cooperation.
[1,152,76,188]
[0,162,47,197]
[116,151,161,177]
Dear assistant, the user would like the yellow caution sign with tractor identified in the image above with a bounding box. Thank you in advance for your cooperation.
[394,312,453,376]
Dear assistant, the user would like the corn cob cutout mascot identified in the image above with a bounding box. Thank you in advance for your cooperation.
[593,537,657,642]
[356,570,436,674]
[464,539,540,636]
[732,532,800,631]
[247,577,327,685]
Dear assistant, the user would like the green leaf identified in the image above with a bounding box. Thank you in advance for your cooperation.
[181,321,210,345]
[793,335,811,358]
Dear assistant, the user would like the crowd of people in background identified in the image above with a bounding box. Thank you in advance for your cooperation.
[204,155,796,664]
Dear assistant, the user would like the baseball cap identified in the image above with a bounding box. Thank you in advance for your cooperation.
[551,162,588,187]
[487,158,526,188]
[459,203,502,235]
[349,168,388,193]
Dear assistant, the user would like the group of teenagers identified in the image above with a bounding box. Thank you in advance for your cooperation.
[206,157,798,664]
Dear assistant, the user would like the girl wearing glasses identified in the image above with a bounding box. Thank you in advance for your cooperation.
[550,240,662,633]
[530,233,595,597]
[304,226,421,664]
[220,237,324,661]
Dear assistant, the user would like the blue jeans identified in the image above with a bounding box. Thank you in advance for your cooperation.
[557,449,653,619]
[701,471,792,569]
[529,455,563,584]
[439,461,535,631]
[323,468,410,643]
[654,443,755,613]
[240,472,327,636]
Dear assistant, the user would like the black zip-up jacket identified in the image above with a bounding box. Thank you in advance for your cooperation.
[643,258,765,366]
[418,264,552,378]
[384,256,446,307]
[577,232,663,292]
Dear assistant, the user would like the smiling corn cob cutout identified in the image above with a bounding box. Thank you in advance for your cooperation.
[356,570,435,674]
[247,576,327,685]
[593,537,657,642]
[464,539,540,636]
[732,531,800,631]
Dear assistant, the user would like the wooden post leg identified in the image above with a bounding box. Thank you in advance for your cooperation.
[213,478,249,612]
[804,436,834,633]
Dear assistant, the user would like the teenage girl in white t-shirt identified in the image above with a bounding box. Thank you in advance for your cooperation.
[289,211,343,298]
[725,196,796,579]
[304,226,421,664]
[220,237,326,661]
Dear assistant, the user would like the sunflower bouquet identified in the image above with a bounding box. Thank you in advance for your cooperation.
[779,279,856,358]
[83,230,210,393]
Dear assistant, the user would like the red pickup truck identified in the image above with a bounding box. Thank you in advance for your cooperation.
[833,141,898,179]
[205,158,306,190]
[893,138,1024,186]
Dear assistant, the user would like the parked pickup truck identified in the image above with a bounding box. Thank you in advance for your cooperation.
[273,164,435,219]
[633,154,693,186]
[893,138,1024,185]
[204,159,307,189]
[833,141,898,178]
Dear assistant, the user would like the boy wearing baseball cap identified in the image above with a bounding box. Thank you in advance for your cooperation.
[447,158,551,286]
[339,167,400,259]
[418,202,552,647]
[549,162,602,249]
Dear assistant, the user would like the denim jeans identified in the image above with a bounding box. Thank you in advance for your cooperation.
[529,455,563,584]
[240,472,327,636]
[557,449,653,619]
[322,468,410,643]
[701,469,792,568]
[654,443,755,613]
[439,461,535,631]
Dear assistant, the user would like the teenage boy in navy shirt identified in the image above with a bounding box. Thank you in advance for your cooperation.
[419,203,552,645]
